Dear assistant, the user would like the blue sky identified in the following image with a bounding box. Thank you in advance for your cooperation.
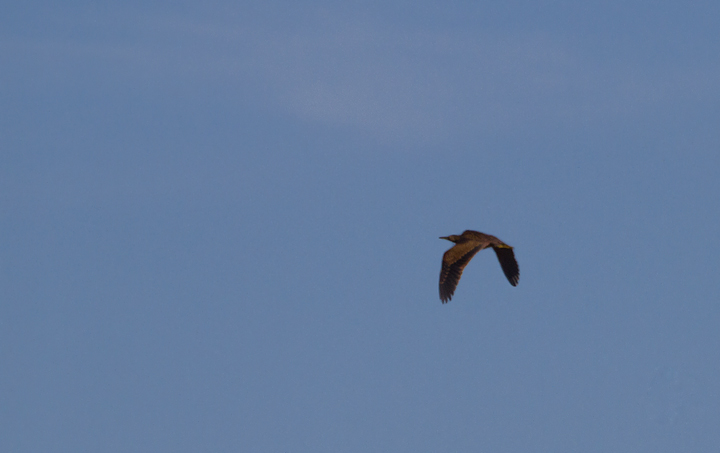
[2,1,719,451]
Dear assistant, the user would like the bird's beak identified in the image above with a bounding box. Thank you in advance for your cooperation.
[439,236,449,240]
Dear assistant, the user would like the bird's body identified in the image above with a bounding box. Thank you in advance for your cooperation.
[439,230,519,303]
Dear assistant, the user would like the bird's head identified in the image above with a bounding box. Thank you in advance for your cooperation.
[440,234,461,243]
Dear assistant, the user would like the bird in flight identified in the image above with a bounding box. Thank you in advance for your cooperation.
[439,230,519,303]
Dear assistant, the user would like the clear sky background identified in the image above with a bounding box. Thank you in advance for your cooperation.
[2,1,719,451]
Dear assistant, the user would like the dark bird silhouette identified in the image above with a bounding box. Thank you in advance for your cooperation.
[439,230,519,303]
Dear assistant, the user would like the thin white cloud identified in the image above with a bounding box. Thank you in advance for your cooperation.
[151,15,720,141]
[4,8,719,143]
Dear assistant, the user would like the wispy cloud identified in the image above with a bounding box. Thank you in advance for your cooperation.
[4,6,719,143]
[143,12,720,140]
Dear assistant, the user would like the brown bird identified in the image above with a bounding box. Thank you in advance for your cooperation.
[439,230,519,303]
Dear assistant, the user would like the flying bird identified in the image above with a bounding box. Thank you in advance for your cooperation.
[439,230,519,303]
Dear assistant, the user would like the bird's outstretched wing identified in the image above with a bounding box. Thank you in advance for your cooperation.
[439,242,483,303]
[492,246,520,286]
